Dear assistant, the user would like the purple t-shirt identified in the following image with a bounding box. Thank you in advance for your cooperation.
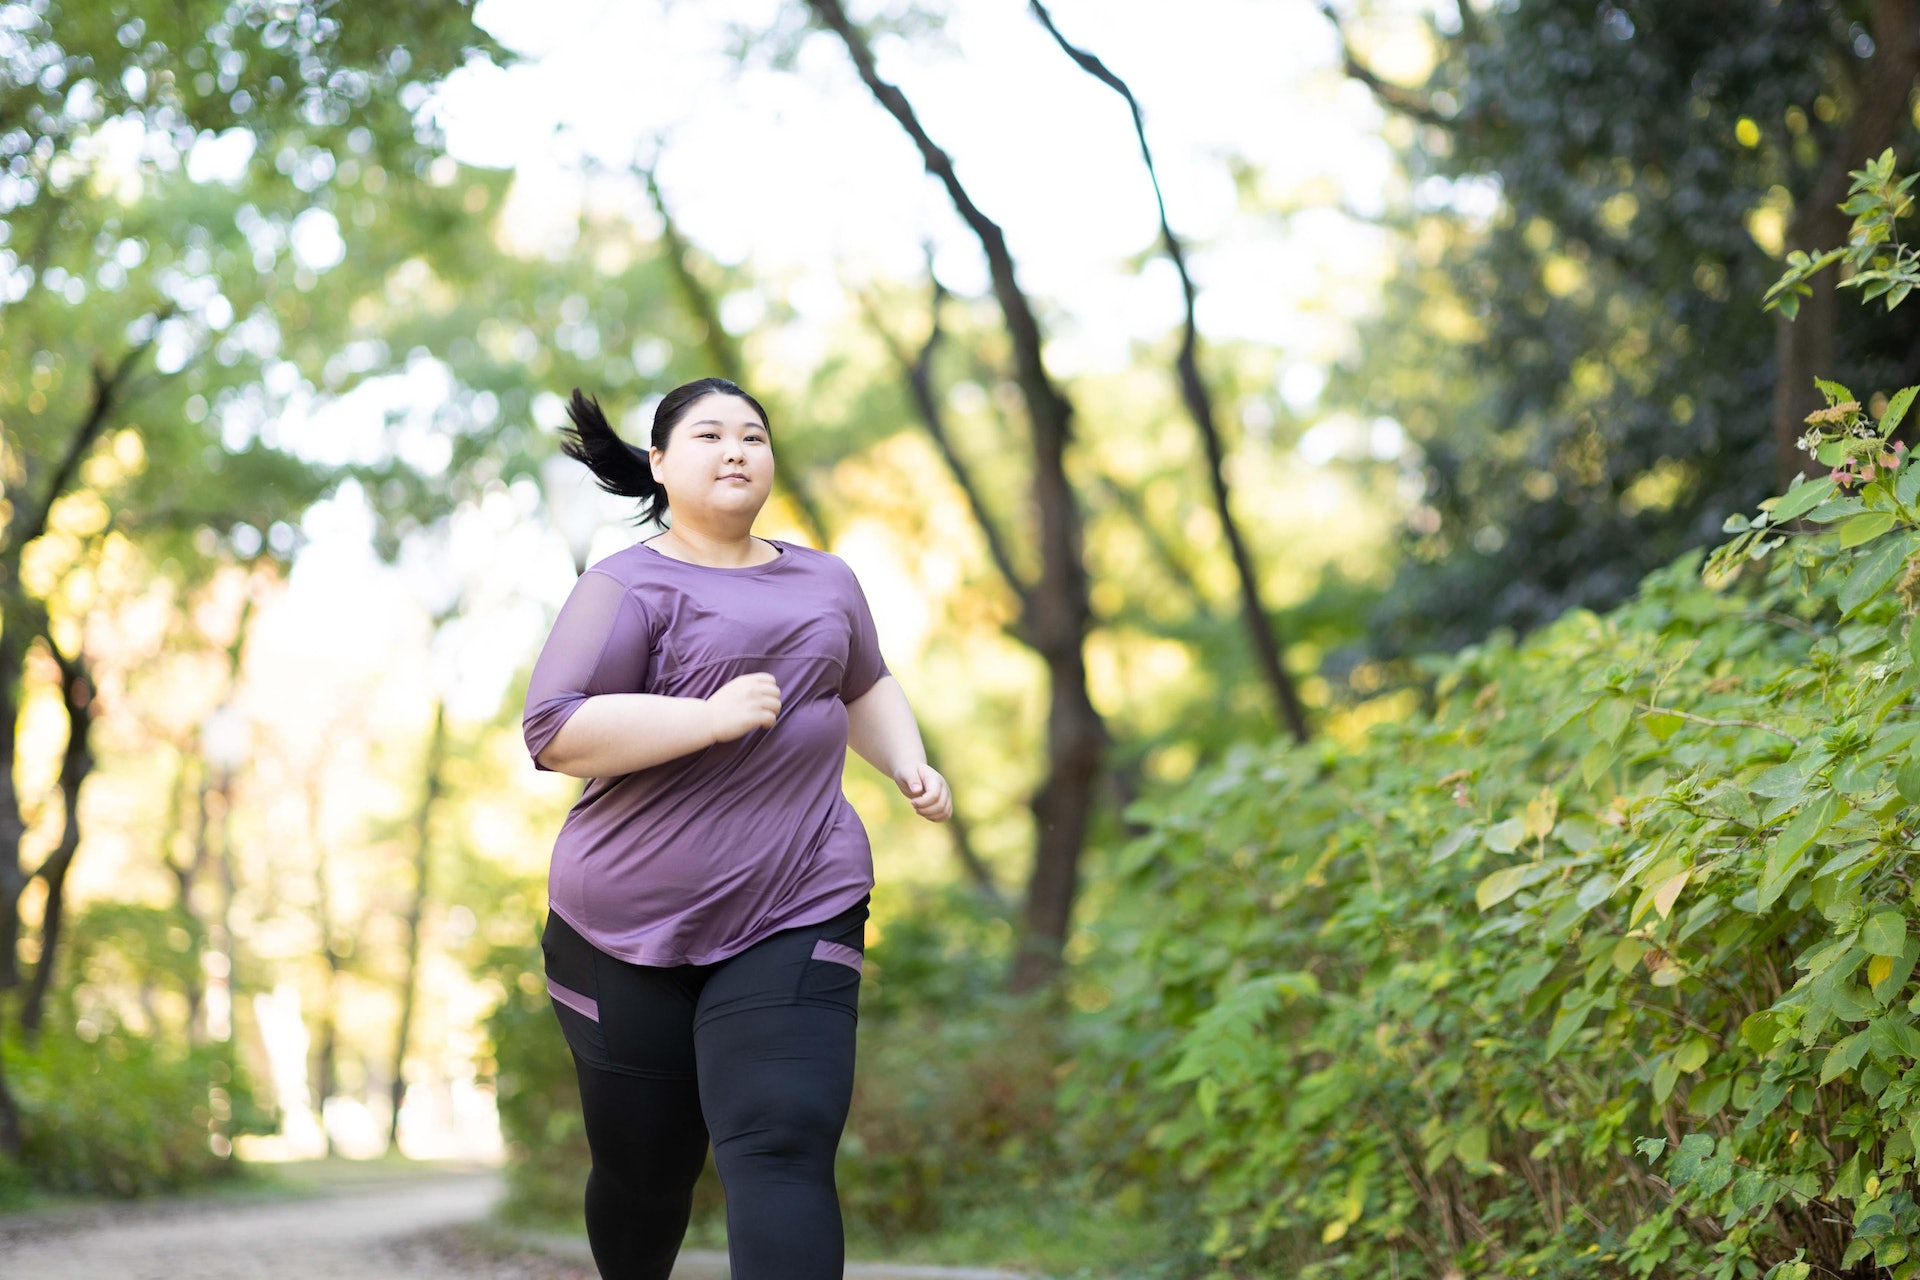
[522,538,889,966]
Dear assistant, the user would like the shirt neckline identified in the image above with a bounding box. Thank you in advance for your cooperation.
[638,536,792,576]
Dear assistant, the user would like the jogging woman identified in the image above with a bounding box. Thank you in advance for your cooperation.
[522,376,952,1280]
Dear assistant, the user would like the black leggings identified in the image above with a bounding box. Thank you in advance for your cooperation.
[540,900,869,1280]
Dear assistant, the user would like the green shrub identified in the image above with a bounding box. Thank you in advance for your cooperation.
[1085,248,1920,1280]
[1,1023,268,1202]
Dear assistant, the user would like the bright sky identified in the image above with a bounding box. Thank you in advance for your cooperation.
[431,0,1412,366]
[245,0,1442,751]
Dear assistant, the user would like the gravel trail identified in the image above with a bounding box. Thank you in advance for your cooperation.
[0,1171,590,1280]
[0,1171,1031,1279]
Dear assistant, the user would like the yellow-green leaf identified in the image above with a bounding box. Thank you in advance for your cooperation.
[1476,864,1534,911]
[1643,711,1685,742]
[1524,788,1559,839]
[1674,1035,1711,1073]
[1484,818,1525,854]
[1653,868,1691,919]
[1839,511,1898,547]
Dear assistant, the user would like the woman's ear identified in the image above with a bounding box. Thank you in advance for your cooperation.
[649,445,665,486]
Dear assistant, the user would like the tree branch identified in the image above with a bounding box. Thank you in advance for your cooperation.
[13,318,169,554]
[637,164,832,547]
[859,281,1036,615]
[1318,2,1454,129]
[1030,0,1311,743]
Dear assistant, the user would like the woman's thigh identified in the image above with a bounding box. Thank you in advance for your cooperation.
[541,908,705,1080]
[690,901,868,1150]
[692,899,869,1031]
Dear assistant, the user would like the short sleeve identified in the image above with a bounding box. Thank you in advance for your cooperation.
[839,560,890,702]
[523,570,652,769]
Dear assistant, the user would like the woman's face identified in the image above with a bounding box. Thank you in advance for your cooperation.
[649,393,775,528]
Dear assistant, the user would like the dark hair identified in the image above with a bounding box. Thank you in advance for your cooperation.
[558,377,771,526]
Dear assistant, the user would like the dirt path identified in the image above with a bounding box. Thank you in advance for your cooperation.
[0,1172,583,1280]
[0,1171,1030,1279]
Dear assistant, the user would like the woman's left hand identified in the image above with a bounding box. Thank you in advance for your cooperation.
[893,763,953,823]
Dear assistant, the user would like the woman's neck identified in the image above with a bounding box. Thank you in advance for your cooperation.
[649,523,778,568]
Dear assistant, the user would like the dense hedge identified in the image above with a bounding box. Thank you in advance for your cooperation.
[1082,373,1920,1275]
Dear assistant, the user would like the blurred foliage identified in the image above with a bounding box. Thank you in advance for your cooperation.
[1332,0,1920,653]
[1079,185,1920,1268]
[0,900,273,1206]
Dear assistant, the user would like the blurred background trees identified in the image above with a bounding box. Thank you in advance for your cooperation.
[1329,0,1920,652]
[12,0,1920,1276]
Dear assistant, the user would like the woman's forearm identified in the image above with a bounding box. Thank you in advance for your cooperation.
[845,676,925,777]
[537,693,717,778]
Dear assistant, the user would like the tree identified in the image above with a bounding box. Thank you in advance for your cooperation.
[805,0,1107,989]
[1324,0,1920,652]
[0,0,502,1157]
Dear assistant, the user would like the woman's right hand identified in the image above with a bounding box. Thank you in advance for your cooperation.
[705,672,782,743]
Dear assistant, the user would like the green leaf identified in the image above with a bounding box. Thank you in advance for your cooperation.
[1900,459,1920,506]
[1822,1030,1871,1083]
[1476,862,1544,910]
[1742,1010,1784,1054]
[1586,695,1634,745]
[1817,377,1857,405]
[1884,385,1920,435]
[1893,755,1920,809]
[1770,476,1839,523]
[1653,1056,1681,1103]
[1483,818,1526,854]
[1759,795,1844,910]
[1642,711,1685,742]
[1839,511,1898,548]
[1545,1000,1590,1060]
[1807,495,1867,523]
[1580,741,1615,788]
[1865,911,1909,957]
[1454,1125,1489,1165]
[1428,825,1476,863]
[1839,532,1919,616]
[1674,1035,1711,1073]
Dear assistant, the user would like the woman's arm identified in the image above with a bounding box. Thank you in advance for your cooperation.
[845,675,952,822]
[537,674,781,778]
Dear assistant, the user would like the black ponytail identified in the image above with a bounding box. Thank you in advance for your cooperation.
[555,379,774,528]
[560,389,666,524]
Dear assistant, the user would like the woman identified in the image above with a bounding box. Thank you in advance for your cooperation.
[522,376,952,1280]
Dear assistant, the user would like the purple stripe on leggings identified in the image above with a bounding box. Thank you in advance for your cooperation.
[547,977,600,1022]
[811,940,863,973]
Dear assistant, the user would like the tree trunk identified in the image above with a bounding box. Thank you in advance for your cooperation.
[807,0,1106,990]
[388,698,447,1152]
[19,633,95,1035]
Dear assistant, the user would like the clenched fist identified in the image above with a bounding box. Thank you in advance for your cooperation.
[705,672,781,743]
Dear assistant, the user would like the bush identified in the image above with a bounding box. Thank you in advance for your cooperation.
[1083,356,1920,1276]
[1,1023,268,1202]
